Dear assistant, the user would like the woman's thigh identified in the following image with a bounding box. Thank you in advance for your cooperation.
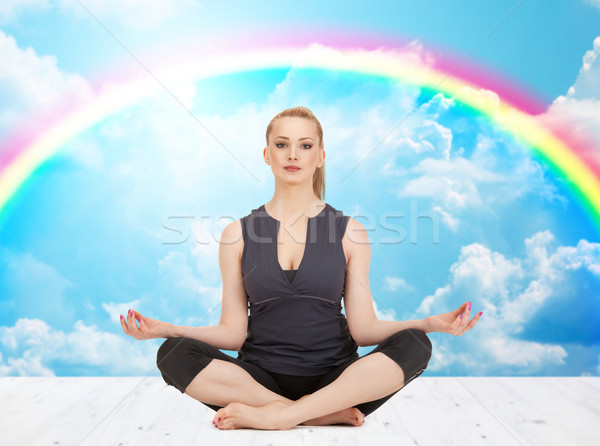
[310,328,433,416]
[156,337,285,411]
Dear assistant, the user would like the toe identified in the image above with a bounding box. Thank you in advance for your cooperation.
[213,408,225,426]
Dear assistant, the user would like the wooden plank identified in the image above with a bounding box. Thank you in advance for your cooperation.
[389,377,528,445]
[2,377,599,445]
[459,377,600,446]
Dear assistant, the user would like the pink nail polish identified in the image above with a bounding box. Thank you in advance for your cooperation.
[120,314,123,320]
[479,312,483,316]
[459,314,463,319]
[218,417,221,421]
[468,301,471,310]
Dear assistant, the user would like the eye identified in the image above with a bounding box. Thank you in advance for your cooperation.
[274,142,312,149]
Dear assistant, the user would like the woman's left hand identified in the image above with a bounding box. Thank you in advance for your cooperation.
[425,301,482,335]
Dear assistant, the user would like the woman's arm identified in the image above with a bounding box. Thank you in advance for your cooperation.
[171,219,249,349]
[342,218,431,347]
[121,219,249,350]
[342,218,482,343]
[168,323,245,351]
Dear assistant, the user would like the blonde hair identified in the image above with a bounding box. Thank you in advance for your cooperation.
[265,106,325,200]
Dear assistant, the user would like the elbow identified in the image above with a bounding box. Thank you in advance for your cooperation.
[350,319,377,347]
[234,332,247,351]
[350,331,368,348]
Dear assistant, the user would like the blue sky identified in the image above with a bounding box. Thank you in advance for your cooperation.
[0,0,599,378]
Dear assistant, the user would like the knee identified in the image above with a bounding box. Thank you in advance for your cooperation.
[393,328,433,366]
[414,329,432,364]
[156,337,186,372]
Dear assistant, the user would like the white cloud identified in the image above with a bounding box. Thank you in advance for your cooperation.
[0,349,54,376]
[0,29,98,166]
[552,238,600,276]
[431,204,459,233]
[538,36,600,164]
[392,129,566,232]
[416,284,450,315]
[413,231,600,373]
[382,275,413,292]
[398,157,507,211]
[577,36,600,98]
[0,29,92,122]
[364,97,454,163]
[483,335,567,368]
[449,243,524,303]
[0,318,159,376]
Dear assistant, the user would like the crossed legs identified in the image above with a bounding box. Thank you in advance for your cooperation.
[157,328,432,430]
[184,358,366,427]
[210,351,404,430]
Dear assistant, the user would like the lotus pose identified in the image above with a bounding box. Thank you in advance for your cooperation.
[121,106,482,430]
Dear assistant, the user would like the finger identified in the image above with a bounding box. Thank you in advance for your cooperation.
[131,309,147,326]
[462,311,483,334]
[469,311,483,328]
[120,314,131,335]
[137,313,147,331]
[452,305,461,318]
[455,312,464,334]
[127,310,139,336]
[459,302,470,327]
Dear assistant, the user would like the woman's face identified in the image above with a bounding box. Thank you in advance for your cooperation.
[264,116,324,185]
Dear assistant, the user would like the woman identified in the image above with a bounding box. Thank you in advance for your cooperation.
[120,106,482,431]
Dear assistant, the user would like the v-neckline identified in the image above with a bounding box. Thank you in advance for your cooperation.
[261,203,328,285]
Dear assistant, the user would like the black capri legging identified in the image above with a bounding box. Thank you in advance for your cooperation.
[156,328,432,416]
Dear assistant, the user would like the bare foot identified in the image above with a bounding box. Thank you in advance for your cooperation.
[212,400,296,430]
[301,407,365,427]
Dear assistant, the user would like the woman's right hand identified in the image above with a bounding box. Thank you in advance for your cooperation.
[120,309,174,340]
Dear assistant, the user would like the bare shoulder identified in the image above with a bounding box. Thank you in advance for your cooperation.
[341,217,371,263]
[219,219,244,261]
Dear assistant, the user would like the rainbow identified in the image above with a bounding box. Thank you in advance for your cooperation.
[1,40,599,235]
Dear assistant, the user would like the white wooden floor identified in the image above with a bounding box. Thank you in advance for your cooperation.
[1,377,599,445]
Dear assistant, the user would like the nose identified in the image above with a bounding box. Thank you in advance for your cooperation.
[289,145,298,159]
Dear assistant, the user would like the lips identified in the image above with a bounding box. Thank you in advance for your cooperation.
[284,166,301,171]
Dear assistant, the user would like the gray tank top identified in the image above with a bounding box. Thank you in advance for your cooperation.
[237,203,359,375]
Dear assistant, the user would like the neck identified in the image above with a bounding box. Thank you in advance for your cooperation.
[266,181,324,222]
